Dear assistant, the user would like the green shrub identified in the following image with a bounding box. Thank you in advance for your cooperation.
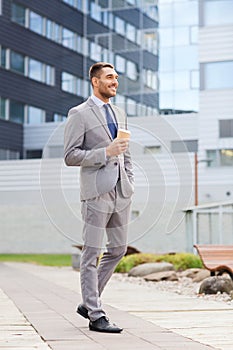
[115,252,203,273]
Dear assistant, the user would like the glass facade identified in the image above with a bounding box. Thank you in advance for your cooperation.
[10,1,159,118]
[0,46,55,86]
[0,96,46,125]
[201,0,233,26]
[158,0,199,113]
[83,0,159,116]
[201,61,233,90]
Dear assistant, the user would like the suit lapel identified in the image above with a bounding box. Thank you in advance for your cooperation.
[86,98,113,140]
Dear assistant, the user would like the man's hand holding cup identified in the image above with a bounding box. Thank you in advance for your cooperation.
[106,128,131,157]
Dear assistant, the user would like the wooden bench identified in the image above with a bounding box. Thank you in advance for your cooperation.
[194,244,233,280]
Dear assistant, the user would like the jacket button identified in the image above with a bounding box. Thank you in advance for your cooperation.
[114,162,118,166]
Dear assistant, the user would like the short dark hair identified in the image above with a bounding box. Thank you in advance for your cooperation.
[89,62,114,81]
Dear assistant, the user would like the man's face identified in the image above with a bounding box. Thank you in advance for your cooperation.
[93,67,119,101]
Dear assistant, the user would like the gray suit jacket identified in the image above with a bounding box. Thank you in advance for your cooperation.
[64,97,134,201]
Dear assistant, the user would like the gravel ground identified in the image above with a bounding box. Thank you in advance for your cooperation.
[112,273,233,306]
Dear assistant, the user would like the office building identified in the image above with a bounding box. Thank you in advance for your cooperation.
[158,0,199,114]
[0,0,159,160]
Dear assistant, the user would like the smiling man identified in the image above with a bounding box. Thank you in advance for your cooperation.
[64,62,134,333]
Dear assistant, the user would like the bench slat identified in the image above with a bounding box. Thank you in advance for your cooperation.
[194,244,233,279]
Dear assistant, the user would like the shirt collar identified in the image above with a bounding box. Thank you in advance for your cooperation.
[91,94,111,108]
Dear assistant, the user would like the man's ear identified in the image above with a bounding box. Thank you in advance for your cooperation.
[92,77,99,87]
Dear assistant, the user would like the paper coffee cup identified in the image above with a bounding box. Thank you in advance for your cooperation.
[117,128,131,139]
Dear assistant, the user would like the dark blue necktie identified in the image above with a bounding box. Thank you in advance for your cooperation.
[103,104,117,139]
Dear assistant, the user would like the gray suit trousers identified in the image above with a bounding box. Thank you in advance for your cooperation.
[80,181,131,321]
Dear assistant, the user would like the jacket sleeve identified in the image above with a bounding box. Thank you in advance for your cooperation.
[64,108,106,167]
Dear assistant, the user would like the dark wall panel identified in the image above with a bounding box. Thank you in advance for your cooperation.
[0,119,23,155]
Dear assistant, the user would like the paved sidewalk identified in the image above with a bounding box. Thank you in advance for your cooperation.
[0,262,231,350]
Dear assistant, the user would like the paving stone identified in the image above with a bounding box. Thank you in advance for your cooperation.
[0,263,220,350]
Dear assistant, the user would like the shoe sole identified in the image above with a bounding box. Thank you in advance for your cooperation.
[89,325,123,333]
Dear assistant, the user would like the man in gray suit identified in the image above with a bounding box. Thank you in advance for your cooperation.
[64,62,134,333]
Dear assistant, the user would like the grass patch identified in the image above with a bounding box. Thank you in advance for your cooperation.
[115,252,203,273]
[0,254,71,266]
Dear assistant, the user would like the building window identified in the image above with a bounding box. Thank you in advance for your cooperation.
[26,149,43,159]
[11,3,26,26]
[0,97,6,120]
[27,106,45,124]
[115,55,125,73]
[90,42,102,61]
[0,46,6,68]
[207,149,233,167]
[206,150,218,167]
[203,0,233,26]
[90,1,102,22]
[9,100,24,124]
[61,71,84,96]
[62,72,75,94]
[63,0,75,6]
[143,4,158,21]
[202,61,233,90]
[53,113,66,122]
[29,11,44,35]
[171,140,198,153]
[0,149,20,161]
[126,61,137,81]
[131,210,140,220]
[10,51,25,74]
[54,23,62,43]
[144,69,157,90]
[62,28,75,50]
[219,119,233,138]
[143,31,158,54]
[126,98,136,116]
[126,23,136,42]
[221,149,233,166]
[45,65,55,85]
[46,19,54,40]
[144,145,161,154]
[2,47,54,86]
[115,16,125,36]
[29,58,43,82]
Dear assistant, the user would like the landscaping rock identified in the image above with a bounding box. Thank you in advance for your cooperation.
[199,276,233,295]
[144,271,178,282]
[128,262,174,277]
[179,268,202,279]
[192,269,210,282]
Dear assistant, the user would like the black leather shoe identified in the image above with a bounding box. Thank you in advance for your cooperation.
[89,316,123,333]
[77,304,89,319]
